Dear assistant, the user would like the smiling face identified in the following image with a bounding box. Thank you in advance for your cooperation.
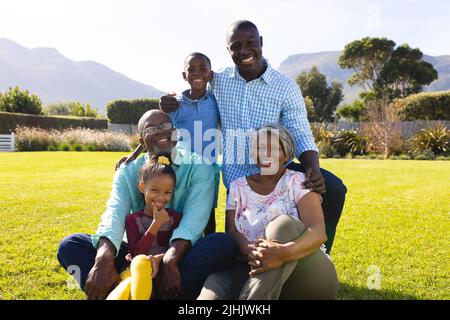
[182,54,212,92]
[139,174,175,212]
[226,26,264,80]
[139,111,177,155]
[254,131,287,176]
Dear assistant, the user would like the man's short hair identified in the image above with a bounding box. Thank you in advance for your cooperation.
[227,20,259,38]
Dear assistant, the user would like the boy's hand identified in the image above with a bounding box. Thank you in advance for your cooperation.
[114,144,144,171]
[152,202,170,226]
[160,93,179,113]
[115,156,129,171]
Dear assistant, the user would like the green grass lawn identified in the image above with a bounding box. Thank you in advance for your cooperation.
[0,152,449,300]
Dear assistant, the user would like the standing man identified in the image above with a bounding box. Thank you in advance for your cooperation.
[162,20,347,253]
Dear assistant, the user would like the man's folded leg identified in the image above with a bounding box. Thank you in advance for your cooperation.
[56,233,129,291]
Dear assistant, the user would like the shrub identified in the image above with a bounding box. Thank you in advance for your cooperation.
[14,127,137,152]
[360,100,403,158]
[394,90,450,121]
[14,127,58,151]
[413,154,429,160]
[312,126,367,158]
[0,86,42,115]
[58,143,71,151]
[70,143,85,152]
[0,111,107,134]
[409,122,449,156]
[398,154,411,160]
[336,100,366,122]
[85,143,96,152]
[107,99,159,124]
[47,145,58,151]
[44,101,98,118]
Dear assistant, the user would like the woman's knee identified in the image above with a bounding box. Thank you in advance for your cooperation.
[265,215,305,244]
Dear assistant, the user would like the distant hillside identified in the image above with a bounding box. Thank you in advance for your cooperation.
[0,38,165,114]
[278,51,450,104]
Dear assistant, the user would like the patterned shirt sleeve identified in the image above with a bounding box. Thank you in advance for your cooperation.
[290,172,312,203]
[225,180,238,211]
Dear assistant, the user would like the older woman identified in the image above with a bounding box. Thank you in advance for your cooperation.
[199,124,338,300]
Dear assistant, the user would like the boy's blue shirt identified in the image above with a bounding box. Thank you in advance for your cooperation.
[167,90,220,164]
[91,144,214,256]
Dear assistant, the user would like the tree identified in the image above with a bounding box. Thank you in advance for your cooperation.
[0,86,42,115]
[338,37,396,91]
[378,44,438,99]
[338,37,438,102]
[336,100,366,122]
[296,66,343,122]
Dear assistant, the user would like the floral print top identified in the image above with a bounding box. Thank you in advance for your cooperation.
[226,169,312,242]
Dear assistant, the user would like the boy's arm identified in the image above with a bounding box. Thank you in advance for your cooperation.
[115,144,144,171]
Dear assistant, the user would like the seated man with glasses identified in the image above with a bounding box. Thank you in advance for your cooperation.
[57,109,236,300]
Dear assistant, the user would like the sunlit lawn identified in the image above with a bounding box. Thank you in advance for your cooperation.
[0,152,449,300]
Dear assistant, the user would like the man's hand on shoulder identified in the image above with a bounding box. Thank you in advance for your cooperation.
[302,167,326,195]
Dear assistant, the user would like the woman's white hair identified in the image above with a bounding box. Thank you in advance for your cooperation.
[251,124,296,163]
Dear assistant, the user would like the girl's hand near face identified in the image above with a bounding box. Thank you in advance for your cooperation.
[152,202,170,226]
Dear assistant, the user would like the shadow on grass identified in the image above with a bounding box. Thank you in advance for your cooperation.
[337,283,419,300]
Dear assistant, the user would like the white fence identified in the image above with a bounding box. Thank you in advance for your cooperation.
[0,133,15,152]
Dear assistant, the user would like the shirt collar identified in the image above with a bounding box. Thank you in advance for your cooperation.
[231,58,274,85]
[180,89,210,103]
[143,143,189,167]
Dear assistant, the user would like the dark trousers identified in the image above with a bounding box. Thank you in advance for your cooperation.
[57,232,236,299]
[286,163,347,254]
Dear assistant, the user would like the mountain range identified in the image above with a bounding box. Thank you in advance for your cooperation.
[278,51,450,103]
[0,38,164,114]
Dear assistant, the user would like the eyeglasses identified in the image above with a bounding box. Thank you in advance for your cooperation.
[142,122,173,136]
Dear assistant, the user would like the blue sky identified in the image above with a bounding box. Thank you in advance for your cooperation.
[1,0,449,93]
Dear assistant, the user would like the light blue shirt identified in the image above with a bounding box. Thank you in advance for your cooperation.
[210,60,318,189]
[91,144,214,256]
[167,90,220,164]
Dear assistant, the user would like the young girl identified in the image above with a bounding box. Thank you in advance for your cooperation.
[107,155,182,300]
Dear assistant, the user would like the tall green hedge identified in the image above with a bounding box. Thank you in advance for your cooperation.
[0,111,107,134]
[107,98,160,124]
[396,91,450,121]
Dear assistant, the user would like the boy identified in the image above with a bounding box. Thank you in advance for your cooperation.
[119,52,220,235]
